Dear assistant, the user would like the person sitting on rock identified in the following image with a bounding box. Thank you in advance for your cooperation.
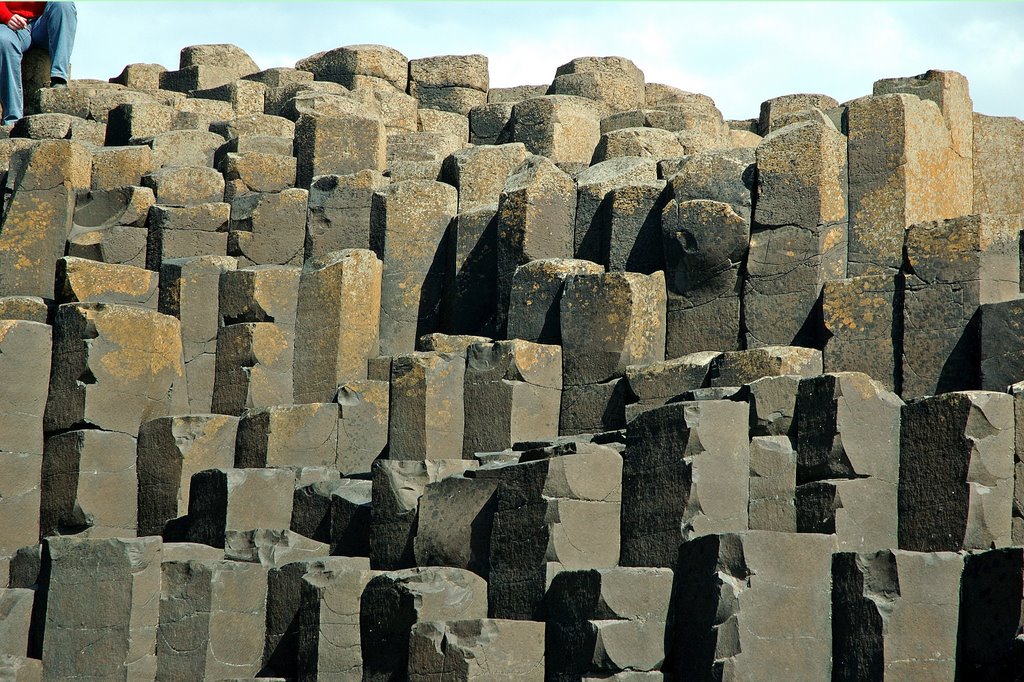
[0,1,76,125]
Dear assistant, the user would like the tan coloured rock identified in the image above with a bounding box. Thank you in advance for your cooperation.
[185,468,295,548]
[220,151,296,196]
[972,113,1024,215]
[0,140,92,298]
[293,249,382,404]
[305,170,389,259]
[710,346,823,387]
[90,145,155,189]
[157,559,267,680]
[42,537,163,680]
[55,256,158,308]
[388,351,465,460]
[179,43,260,79]
[560,271,667,387]
[758,93,839,136]
[361,568,489,681]
[159,255,238,413]
[902,214,1021,397]
[592,126,685,162]
[45,303,186,435]
[670,532,834,679]
[370,180,458,355]
[442,143,528,213]
[495,156,577,332]
[296,44,409,91]
[550,56,645,113]
[847,93,970,276]
[297,563,379,680]
[407,619,545,681]
[110,62,166,90]
[212,322,294,415]
[235,403,339,468]
[336,380,389,475]
[463,340,562,456]
[294,109,387,187]
[510,95,604,167]
[137,414,238,536]
[0,320,50,559]
[190,79,267,116]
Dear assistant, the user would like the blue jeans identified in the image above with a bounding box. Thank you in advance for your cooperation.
[0,2,77,124]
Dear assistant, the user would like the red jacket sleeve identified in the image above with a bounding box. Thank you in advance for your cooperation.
[0,3,45,25]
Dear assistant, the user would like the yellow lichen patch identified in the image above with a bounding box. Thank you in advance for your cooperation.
[93,307,183,381]
[65,260,155,300]
[253,324,290,366]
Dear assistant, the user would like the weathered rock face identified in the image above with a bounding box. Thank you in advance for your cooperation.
[1,44,1020,680]
[620,400,749,567]
[43,537,163,680]
[899,391,1014,552]
[847,90,971,277]
[0,141,92,298]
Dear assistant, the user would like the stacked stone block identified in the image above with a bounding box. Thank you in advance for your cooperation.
[0,42,1020,679]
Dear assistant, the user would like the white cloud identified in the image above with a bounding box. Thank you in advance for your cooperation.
[71,1,1024,120]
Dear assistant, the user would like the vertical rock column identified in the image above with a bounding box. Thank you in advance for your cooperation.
[832,549,964,680]
[560,271,666,435]
[370,459,477,570]
[821,273,901,391]
[1012,380,1024,544]
[370,180,457,356]
[462,340,562,457]
[360,567,488,682]
[157,559,267,680]
[42,303,187,538]
[494,155,577,335]
[847,91,970,276]
[159,255,238,413]
[305,170,389,259]
[662,198,748,357]
[388,351,466,460]
[669,532,834,680]
[794,372,903,551]
[900,391,1014,551]
[293,103,386,188]
[955,547,1024,679]
[407,619,545,680]
[506,258,603,346]
[0,321,50,562]
[661,148,754,357]
[42,537,163,680]
[619,400,750,567]
[297,561,378,681]
[745,116,847,348]
[136,414,238,537]
[212,265,300,414]
[472,446,623,620]
[292,249,382,404]
[972,112,1024,216]
[0,141,92,298]
[573,156,658,263]
[901,214,1020,397]
[873,68,973,212]
[545,567,673,678]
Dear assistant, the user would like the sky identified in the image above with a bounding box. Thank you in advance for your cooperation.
[73,1,1024,121]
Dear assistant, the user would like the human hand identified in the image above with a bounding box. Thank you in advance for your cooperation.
[6,14,27,31]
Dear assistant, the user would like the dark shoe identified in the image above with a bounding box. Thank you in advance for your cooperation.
[49,77,67,89]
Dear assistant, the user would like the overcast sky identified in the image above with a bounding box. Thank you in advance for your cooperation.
[74,1,1023,121]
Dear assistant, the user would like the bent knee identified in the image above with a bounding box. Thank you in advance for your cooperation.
[0,30,24,56]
